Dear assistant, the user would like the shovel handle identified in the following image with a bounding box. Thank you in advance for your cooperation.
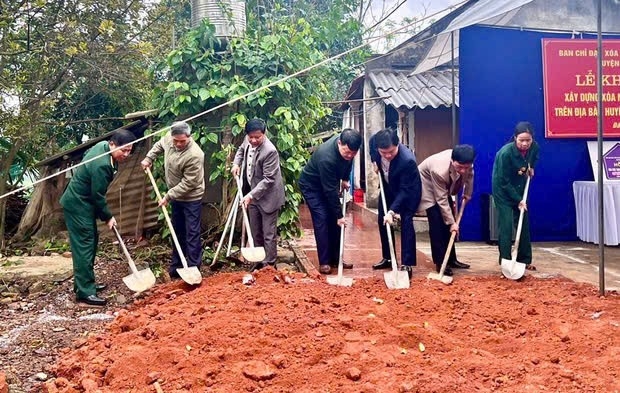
[437,199,467,277]
[112,225,140,275]
[336,183,347,278]
[376,164,398,270]
[226,191,240,256]
[210,190,240,267]
[145,167,190,269]
[234,175,256,248]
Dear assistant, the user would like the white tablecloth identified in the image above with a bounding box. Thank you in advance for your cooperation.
[573,181,620,245]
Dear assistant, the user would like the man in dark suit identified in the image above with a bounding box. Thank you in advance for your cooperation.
[369,128,422,279]
[232,118,285,270]
[298,129,362,275]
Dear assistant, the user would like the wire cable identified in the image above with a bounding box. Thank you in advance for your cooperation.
[0,1,468,201]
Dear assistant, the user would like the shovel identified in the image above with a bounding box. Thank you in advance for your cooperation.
[326,186,354,287]
[112,225,156,293]
[501,174,531,280]
[427,199,467,285]
[378,169,410,289]
[234,175,266,262]
[225,192,244,265]
[209,189,240,270]
[145,167,202,285]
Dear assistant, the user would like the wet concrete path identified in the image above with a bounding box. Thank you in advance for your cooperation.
[297,203,620,291]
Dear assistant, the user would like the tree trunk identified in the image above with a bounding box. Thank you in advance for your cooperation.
[0,191,6,250]
[12,166,67,243]
[0,142,20,250]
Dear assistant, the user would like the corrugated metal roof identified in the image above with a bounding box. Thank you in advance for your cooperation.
[97,142,160,238]
[368,70,459,109]
[36,119,148,167]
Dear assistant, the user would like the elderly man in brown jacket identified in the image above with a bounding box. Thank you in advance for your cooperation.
[141,121,205,278]
[417,145,475,277]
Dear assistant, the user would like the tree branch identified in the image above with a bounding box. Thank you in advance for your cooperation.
[40,116,126,126]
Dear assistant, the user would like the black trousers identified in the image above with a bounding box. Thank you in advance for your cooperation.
[378,194,416,266]
[170,199,203,271]
[299,184,341,266]
[426,203,457,268]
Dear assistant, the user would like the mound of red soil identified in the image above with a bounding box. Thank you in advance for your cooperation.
[44,269,619,392]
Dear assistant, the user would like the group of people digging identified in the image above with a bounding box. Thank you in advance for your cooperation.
[301,122,539,279]
[61,119,538,307]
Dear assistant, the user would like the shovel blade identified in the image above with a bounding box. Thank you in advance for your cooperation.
[384,270,410,289]
[122,268,156,293]
[326,274,354,287]
[501,258,526,280]
[241,246,266,263]
[426,272,453,285]
[177,266,202,285]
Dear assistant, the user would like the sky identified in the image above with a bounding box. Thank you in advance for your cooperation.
[368,0,465,52]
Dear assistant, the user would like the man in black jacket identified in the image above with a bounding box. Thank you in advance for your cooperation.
[299,129,362,275]
[369,128,422,279]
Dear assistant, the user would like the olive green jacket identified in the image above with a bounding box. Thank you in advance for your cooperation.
[60,141,116,222]
[492,141,539,206]
[143,133,205,202]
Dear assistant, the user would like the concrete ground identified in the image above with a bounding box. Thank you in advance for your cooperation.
[297,202,620,292]
[0,254,73,283]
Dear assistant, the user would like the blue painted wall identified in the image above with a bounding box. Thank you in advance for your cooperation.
[459,25,603,242]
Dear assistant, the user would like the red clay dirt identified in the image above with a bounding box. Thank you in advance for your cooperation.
[44,268,619,393]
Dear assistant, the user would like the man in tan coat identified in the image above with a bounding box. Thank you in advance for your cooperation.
[417,145,475,276]
[141,121,205,278]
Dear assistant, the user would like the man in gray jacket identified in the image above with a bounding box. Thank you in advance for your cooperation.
[141,121,205,278]
[232,118,285,270]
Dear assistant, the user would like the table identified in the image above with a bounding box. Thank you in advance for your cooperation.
[573,181,620,245]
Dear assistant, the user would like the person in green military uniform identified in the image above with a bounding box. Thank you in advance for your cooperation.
[60,130,136,307]
[492,121,539,271]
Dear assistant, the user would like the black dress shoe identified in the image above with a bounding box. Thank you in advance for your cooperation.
[319,265,331,274]
[436,266,454,276]
[399,265,413,279]
[250,262,265,272]
[449,260,470,269]
[372,259,392,270]
[77,295,107,307]
[329,261,353,269]
[95,283,107,291]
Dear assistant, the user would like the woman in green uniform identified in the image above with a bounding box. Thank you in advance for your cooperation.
[491,121,539,270]
[60,130,136,307]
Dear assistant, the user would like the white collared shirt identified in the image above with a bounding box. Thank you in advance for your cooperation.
[246,146,257,184]
[381,156,390,183]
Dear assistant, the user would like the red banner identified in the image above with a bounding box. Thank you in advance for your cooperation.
[542,39,620,138]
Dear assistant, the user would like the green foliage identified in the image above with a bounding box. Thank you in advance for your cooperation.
[0,0,188,245]
[151,3,369,239]
[44,238,70,254]
[1,258,24,267]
